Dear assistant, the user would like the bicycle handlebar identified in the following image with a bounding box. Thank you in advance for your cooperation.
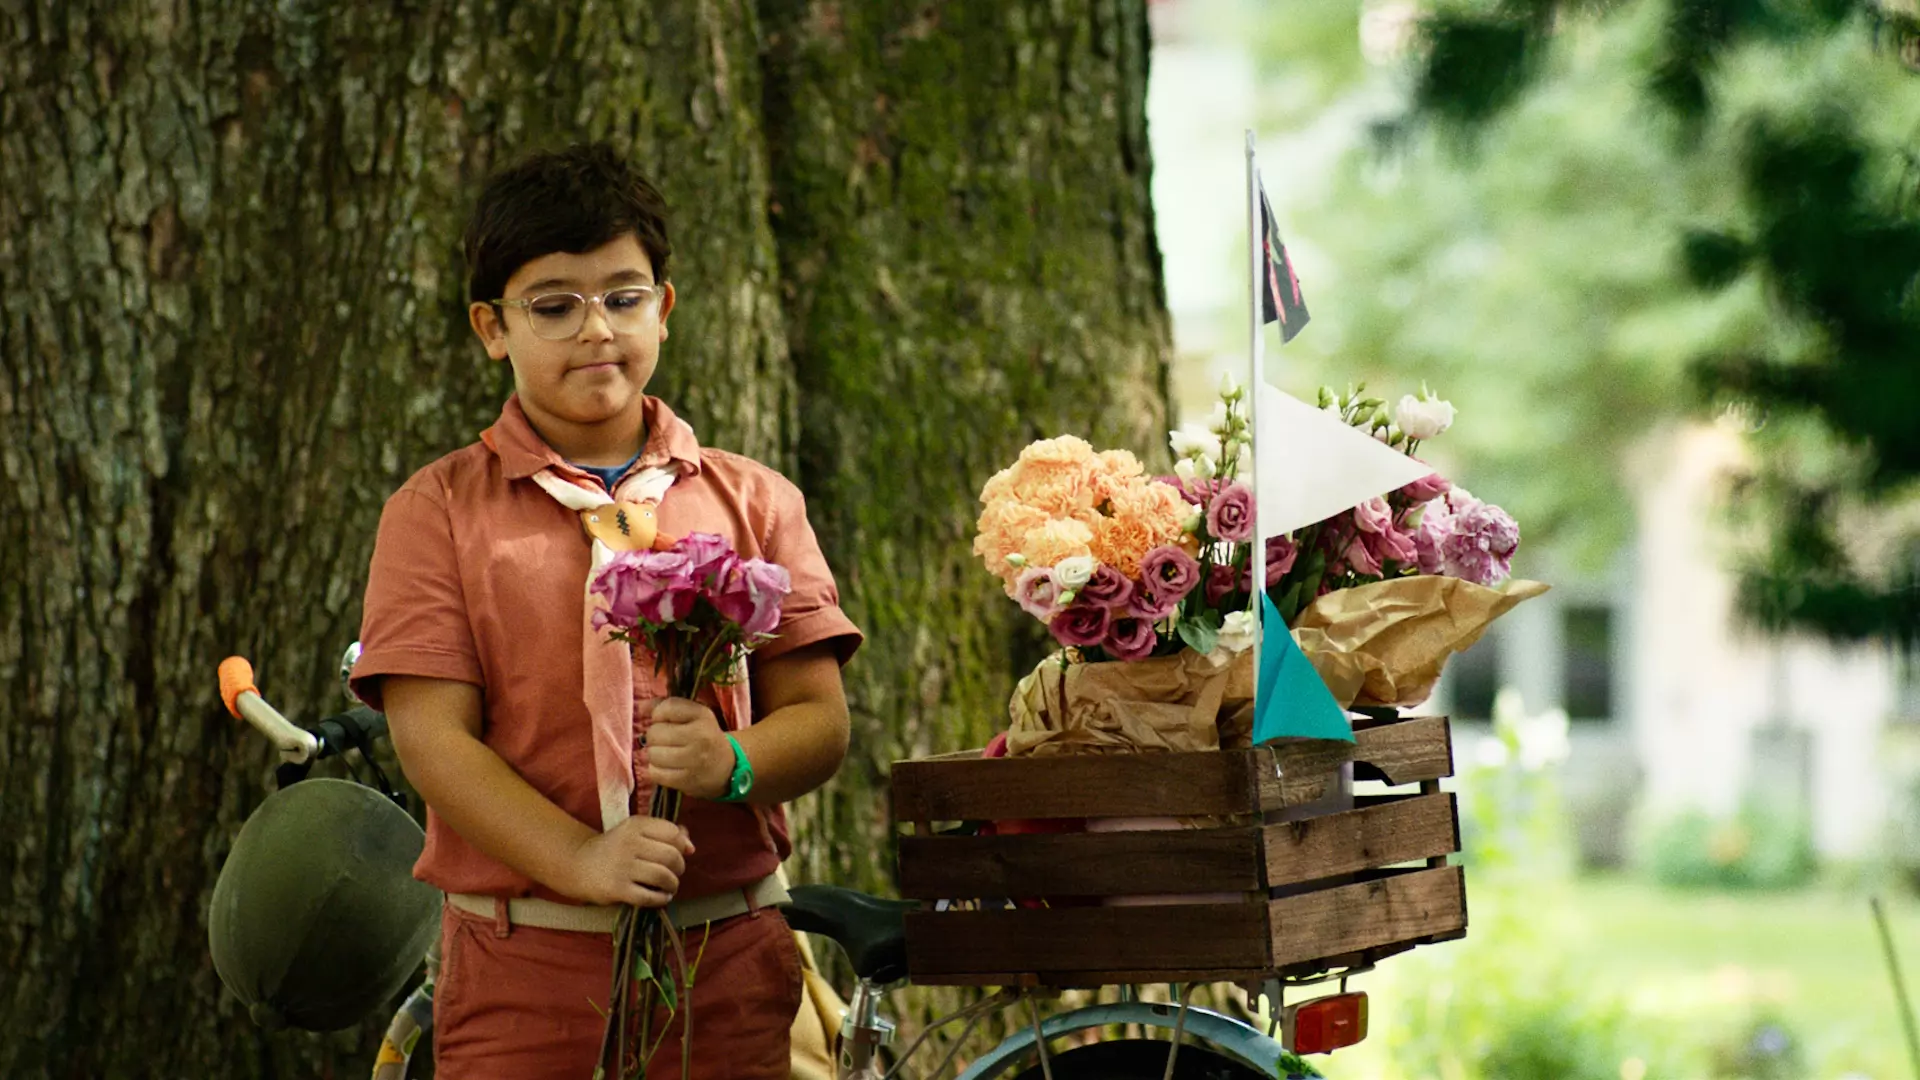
[220,656,319,764]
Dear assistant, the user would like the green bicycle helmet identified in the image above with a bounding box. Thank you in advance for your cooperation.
[209,778,439,1031]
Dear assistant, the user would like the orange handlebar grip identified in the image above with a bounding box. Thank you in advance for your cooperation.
[218,656,258,720]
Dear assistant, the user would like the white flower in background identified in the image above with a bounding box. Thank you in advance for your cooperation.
[1050,555,1096,592]
[1394,394,1456,440]
[1216,610,1258,654]
[1218,371,1243,402]
[1169,427,1222,462]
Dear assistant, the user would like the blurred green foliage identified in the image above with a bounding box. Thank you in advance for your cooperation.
[1232,0,1920,631]
[1639,802,1819,889]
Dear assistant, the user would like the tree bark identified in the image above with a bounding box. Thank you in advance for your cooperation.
[0,0,1166,1075]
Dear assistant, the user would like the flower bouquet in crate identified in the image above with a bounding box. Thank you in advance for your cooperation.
[887,379,1542,987]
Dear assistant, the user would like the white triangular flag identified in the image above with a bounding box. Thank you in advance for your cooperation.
[1256,383,1433,540]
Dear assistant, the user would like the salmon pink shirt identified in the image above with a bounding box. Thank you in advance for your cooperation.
[352,394,862,903]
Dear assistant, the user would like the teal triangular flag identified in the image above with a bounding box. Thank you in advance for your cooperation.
[1254,591,1354,744]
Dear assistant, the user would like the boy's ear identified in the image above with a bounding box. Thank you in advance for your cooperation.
[468,302,511,361]
[657,282,676,342]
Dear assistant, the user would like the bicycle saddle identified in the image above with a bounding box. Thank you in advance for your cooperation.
[780,884,915,984]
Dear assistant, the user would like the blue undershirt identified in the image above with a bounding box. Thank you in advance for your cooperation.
[572,451,641,494]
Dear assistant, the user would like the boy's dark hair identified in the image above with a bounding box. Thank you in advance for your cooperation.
[464,142,673,305]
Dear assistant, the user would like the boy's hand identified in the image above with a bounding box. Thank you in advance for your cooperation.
[643,696,734,800]
[563,815,694,907]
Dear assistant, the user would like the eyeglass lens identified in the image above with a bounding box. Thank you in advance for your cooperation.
[525,287,658,340]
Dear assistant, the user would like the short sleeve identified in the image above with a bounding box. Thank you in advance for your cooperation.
[350,485,485,710]
[754,479,863,665]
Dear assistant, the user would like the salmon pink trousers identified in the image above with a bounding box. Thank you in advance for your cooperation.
[433,899,802,1080]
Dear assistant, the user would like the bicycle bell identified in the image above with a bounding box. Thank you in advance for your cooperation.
[209,778,438,1031]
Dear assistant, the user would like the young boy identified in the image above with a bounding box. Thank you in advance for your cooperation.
[351,143,861,1080]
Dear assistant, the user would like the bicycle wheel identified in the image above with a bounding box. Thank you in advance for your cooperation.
[1007,1039,1277,1080]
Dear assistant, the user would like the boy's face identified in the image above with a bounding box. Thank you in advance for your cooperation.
[468,233,675,451]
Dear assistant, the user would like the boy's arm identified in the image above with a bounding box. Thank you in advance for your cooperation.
[645,641,850,804]
[383,674,695,906]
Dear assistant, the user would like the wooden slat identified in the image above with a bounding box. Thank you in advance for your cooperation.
[1351,715,1454,786]
[1262,792,1458,887]
[1256,740,1357,810]
[1269,866,1467,968]
[890,752,1264,822]
[904,902,1271,977]
[897,827,1264,899]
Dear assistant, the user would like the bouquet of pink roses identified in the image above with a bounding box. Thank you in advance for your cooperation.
[588,532,789,1080]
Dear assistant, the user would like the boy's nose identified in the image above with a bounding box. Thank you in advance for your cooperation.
[577,299,617,341]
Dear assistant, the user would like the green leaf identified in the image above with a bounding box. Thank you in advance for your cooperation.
[656,968,678,1011]
[1177,616,1219,656]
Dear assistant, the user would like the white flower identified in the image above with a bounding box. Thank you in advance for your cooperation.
[1050,555,1097,592]
[1173,458,1200,483]
[1195,453,1218,479]
[1394,394,1456,440]
[1169,427,1221,461]
[1216,610,1258,654]
[1219,371,1242,402]
[1182,507,1204,534]
[1206,401,1233,437]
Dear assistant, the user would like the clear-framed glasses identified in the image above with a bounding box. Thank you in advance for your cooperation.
[492,284,665,341]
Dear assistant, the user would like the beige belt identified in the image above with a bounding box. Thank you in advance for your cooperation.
[448,872,790,935]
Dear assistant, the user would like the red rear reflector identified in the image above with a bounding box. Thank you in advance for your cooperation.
[1288,992,1368,1055]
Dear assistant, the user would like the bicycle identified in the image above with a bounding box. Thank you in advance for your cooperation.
[215,646,1373,1080]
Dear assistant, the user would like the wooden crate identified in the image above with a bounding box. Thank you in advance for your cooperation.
[890,714,1467,988]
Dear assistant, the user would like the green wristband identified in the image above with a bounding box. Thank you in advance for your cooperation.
[717,733,755,803]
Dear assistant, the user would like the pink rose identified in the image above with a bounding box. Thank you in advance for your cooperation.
[1014,566,1065,621]
[1049,602,1112,648]
[1353,496,1393,535]
[1398,471,1452,504]
[1204,482,1255,543]
[1139,545,1202,604]
[737,559,792,636]
[597,549,698,625]
[1103,615,1158,661]
[1077,564,1135,611]
[1266,535,1298,585]
[1442,499,1519,586]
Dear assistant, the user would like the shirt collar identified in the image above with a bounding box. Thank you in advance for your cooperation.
[482,394,703,482]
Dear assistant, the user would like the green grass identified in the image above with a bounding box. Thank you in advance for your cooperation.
[1322,873,1920,1079]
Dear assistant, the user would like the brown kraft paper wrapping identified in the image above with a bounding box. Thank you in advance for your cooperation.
[1007,648,1256,757]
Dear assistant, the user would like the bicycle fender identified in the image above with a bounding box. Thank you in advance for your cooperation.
[955,1002,1288,1080]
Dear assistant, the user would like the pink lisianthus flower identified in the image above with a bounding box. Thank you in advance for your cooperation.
[675,532,739,589]
[1077,563,1135,610]
[1441,497,1520,586]
[1204,562,1241,605]
[1050,601,1113,648]
[1139,544,1202,604]
[1368,524,1420,572]
[1204,482,1255,543]
[1343,535,1383,578]
[596,549,699,625]
[1014,566,1066,621]
[1103,615,1158,661]
[1353,496,1393,535]
[736,559,792,636]
[1126,581,1180,621]
[1398,471,1452,504]
[1266,535,1298,586]
[1411,496,1455,576]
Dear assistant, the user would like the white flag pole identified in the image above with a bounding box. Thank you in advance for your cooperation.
[1246,130,1266,686]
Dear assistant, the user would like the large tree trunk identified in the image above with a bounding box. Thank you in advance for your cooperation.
[0,1,1166,1076]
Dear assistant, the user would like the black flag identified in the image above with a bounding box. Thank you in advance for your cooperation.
[1259,181,1310,343]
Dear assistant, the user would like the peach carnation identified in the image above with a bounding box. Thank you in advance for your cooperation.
[1019,517,1097,570]
[973,502,1051,586]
